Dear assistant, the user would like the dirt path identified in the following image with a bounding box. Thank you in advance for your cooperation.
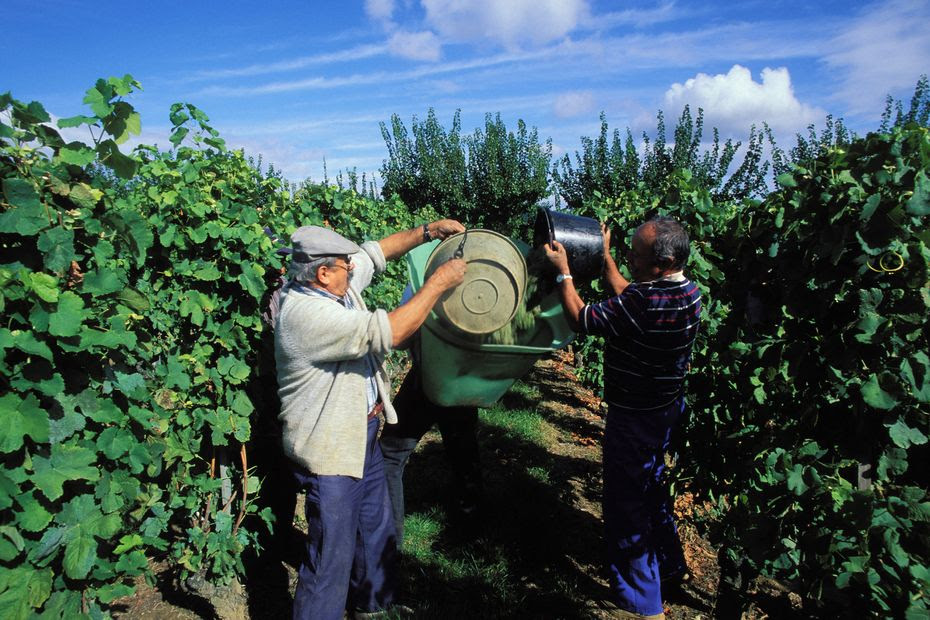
[113,352,799,619]
[526,353,719,619]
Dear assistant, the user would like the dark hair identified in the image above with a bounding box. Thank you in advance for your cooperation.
[650,216,690,269]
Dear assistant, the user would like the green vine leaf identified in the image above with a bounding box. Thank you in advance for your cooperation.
[0,566,52,619]
[56,115,97,129]
[37,227,75,273]
[48,291,85,337]
[906,170,930,216]
[15,493,53,533]
[68,182,101,209]
[0,178,48,236]
[11,330,53,361]
[82,269,125,295]
[82,82,113,118]
[887,420,929,449]
[238,262,264,298]
[96,427,133,460]
[0,393,49,453]
[861,374,898,410]
[27,271,59,303]
[32,445,100,501]
[0,526,25,561]
[63,533,97,580]
[57,143,97,167]
[96,139,138,179]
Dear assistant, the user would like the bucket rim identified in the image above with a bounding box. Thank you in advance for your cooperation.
[424,228,528,336]
[422,317,574,354]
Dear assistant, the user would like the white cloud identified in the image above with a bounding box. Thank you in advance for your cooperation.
[184,45,387,81]
[363,0,443,61]
[221,114,385,139]
[422,0,588,48]
[365,0,395,23]
[553,91,596,118]
[196,48,549,97]
[663,65,823,137]
[586,1,680,30]
[429,79,463,94]
[225,135,330,183]
[823,0,930,115]
[388,30,442,61]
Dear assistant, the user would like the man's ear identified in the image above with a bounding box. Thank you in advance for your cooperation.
[315,265,330,285]
[657,256,676,271]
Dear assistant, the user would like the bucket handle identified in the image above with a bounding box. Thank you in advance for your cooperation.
[452,230,468,260]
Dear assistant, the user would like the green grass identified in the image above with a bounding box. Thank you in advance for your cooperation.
[402,509,443,559]
[401,509,520,617]
[506,380,542,401]
[478,381,549,445]
[478,400,547,446]
[393,379,607,617]
[526,465,551,483]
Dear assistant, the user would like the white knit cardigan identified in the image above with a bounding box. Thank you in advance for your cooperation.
[274,241,396,478]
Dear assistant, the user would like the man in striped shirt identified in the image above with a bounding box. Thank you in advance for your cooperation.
[545,216,701,619]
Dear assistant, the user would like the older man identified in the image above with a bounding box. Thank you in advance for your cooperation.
[275,220,466,620]
[545,216,701,620]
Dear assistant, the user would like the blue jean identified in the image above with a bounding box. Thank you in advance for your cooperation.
[291,416,398,620]
[603,398,687,616]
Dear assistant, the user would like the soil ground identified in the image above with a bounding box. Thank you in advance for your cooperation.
[112,352,805,619]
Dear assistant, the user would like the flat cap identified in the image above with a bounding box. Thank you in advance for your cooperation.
[290,226,361,263]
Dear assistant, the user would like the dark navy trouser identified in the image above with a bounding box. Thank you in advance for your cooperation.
[603,397,687,616]
[380,370,481,547]
[292,416,397,620]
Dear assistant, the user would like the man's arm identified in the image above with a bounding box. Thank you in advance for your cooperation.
[602,224,629,296]
[379,219,465,261]
[543,241,585,331]
[387,258,466,347]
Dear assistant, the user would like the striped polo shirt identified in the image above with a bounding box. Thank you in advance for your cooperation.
[579,273,701,412]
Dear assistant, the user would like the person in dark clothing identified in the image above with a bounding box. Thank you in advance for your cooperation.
[379,284,483,548]
[545,216,701,619]
[379,358,483,548]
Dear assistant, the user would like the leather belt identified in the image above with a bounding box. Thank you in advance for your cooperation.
[368,401,384,420]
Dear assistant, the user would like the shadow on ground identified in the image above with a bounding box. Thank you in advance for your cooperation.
[116,354,811,619]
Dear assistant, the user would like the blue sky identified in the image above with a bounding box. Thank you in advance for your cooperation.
[2,0,929,185]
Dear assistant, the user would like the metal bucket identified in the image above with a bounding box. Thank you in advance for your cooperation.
[407,240,574,407]
[423,229,527,336]
[534,208,604,282]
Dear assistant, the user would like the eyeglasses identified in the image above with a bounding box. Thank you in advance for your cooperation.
[327,259,353,272]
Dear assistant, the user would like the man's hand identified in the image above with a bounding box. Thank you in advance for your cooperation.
[544,240,571,275]
[429,219,466,240]
[389,258,466,346]
[601,222,629,296]
[544,240,584,330]
[427,258,467,291]
[602,222,612,262]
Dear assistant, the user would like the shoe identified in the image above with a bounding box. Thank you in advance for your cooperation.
[661,568,691,586]
[661,570,692,602]
[612,609,665,619]
[352,603,414,619]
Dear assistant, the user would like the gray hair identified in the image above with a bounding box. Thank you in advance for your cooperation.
[650,216,690,270]
[289,256,338,283]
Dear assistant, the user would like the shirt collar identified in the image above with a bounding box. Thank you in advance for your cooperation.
[640,271,686,284]
[291,281,346,304]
